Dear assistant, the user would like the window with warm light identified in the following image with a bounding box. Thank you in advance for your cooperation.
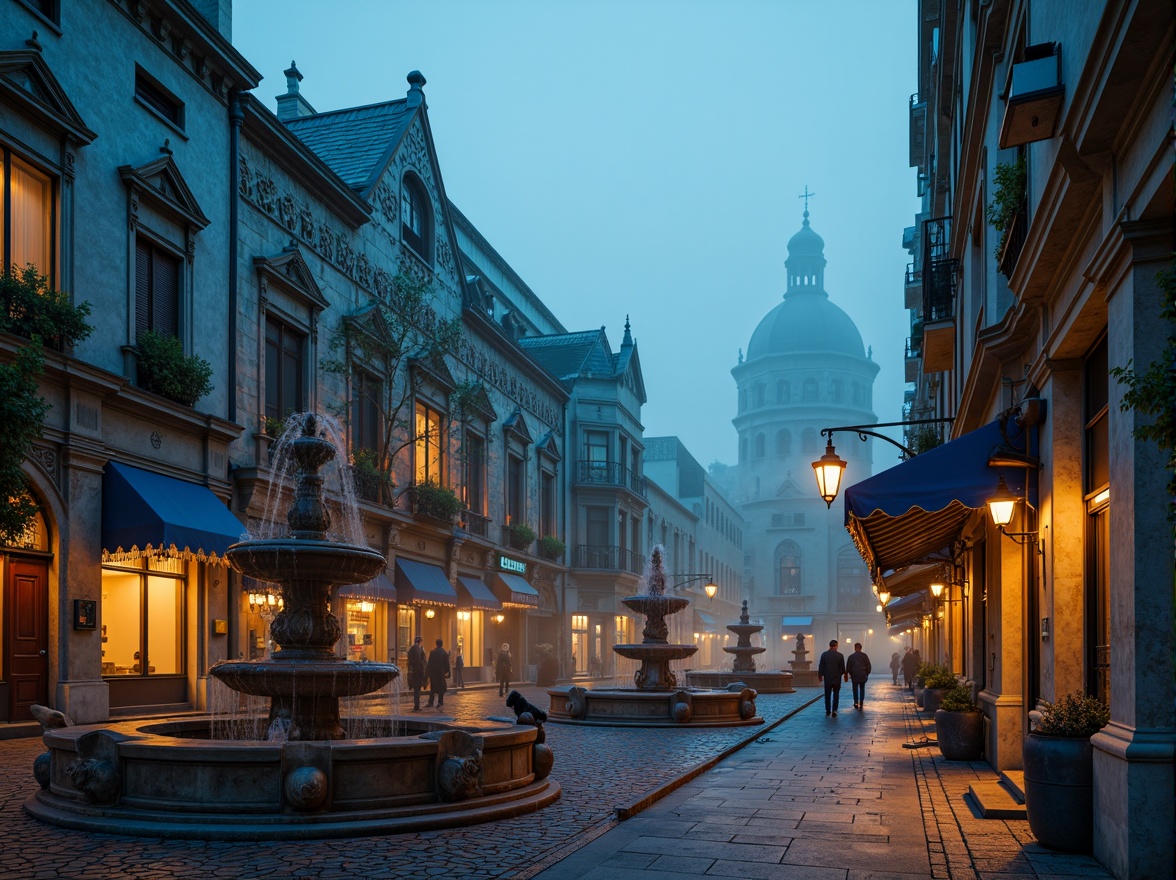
[414,401,444,485]
[100,556,186,677]
[2,150,54,282]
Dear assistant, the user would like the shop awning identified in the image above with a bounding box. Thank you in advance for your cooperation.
[781,615,813,628]
[101,462,245,564]
[884,592,928,628]
[880,563,942,600]
[340,572,397,603]
[395,559,457,607]
[490,572,540,607]
[844,419,1031,578]
[456,576,502,610]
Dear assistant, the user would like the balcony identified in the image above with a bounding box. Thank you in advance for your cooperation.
[921,217,957,373]
[575,544,644,575]
[576,461,647,498]
[999,43,1064,149]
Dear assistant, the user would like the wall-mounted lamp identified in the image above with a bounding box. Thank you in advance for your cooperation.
[494,613,505,624]
[812,418,955,506]
[877,589,891,606]
[457,610,471,622]
[425,608,436,619]
[988,474,1044,553]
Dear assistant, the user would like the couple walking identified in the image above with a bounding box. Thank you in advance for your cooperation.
[817,639,872,716]
[406,636,451,710]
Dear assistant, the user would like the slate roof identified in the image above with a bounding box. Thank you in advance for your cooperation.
[519,330,616,384]
[284,99,413,194]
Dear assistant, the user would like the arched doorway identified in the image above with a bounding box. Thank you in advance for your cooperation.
[2,504,51,722]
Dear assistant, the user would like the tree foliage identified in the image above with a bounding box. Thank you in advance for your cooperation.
[986,155,1027,260]
[0,265,93,350]
[1110,260,1176,517]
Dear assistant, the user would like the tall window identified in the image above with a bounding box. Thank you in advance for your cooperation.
[265,317,305,420]
[465,432,486,515]
[100,557,185,676]
[586,505,609,546]
[802,378,818,401]
[506,453,524,523]
[584,430,608,480]
[753,384,765,407]
[778,541,802,595]
[777,380,790,403]
[414,401,444,484]
[135,237,179,339]
[351,370,381,453]
[540,469,556,537]
[400,173,431,261]
[836,547,869,611]
[754,433,765,458]
[2,151,54,279]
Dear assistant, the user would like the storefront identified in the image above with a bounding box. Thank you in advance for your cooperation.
[489,554,540,672]
[455,575,500,681]
[394,557,457,663]
[339,572,397,664]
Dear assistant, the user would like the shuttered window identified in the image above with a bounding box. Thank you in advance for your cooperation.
[135,237,179,339]
[265,317,305,420]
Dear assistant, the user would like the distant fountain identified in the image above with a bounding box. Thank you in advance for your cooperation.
[789,632,819,687]
[685,601,795,694]
[548,545,762,726]
[27,413,559,837]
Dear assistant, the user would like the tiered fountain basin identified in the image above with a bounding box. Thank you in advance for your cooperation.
[26,716,558,840]
[547,683,761,727]
[685,669,795,693]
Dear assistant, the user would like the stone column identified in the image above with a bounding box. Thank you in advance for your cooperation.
[980,529,1025,771]
[1091,221,1175,878]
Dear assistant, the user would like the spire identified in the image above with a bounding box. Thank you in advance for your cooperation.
[784,193,827,296]
[621,315,633,347]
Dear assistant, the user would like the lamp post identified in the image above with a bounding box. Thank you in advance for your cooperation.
[811,418,954,507]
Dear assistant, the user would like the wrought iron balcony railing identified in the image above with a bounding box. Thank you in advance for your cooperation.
[574,544,645,574]
[922,216,958,323]
[576,461,647,498]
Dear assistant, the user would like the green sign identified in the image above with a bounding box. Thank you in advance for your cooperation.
[499,555,527,574]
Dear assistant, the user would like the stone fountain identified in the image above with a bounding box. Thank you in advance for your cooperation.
[26,414,558,838]
[686,601,795,693]
[788,632,819,687]
[548,546,762,726]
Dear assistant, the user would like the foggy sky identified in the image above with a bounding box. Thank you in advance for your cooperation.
[232,0,919,470]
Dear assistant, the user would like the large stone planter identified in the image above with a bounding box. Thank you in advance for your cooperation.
[934,709,983,761]
[1022,733,1094,852]
[922,687,949,714]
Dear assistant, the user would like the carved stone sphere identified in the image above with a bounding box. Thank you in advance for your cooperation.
[33,752,51,790]
[285,765,328,811]
[740,699,756,720]
[672,701,692,723]
[532,743,554,780]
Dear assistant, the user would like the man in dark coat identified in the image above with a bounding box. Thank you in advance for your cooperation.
[425,638,450,709]
[817,639,848,716]
[901,647,919,690]
[406,635,426,711]
[846,642,872,710]
[496,643,513,697]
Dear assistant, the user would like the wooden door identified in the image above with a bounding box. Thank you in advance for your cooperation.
[5,558,49,722]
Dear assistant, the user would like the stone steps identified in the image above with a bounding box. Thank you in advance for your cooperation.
[967,771,1026,819]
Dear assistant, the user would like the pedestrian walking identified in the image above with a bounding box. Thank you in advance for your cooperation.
[495,642,513,697]
[846,642,872,709]
[901,647,918,690]
[817,639,848,716]
[890,651,901,685]
[406,635,426,711]
[453,648,465,688]
[425,638,450,708]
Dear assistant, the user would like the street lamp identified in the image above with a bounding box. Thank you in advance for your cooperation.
[987,474,1018,527]
[811,418,954,506]
[877,589,891,606]
[704,582,718,600]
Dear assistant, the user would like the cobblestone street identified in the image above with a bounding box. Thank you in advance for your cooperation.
[0,686,814,879]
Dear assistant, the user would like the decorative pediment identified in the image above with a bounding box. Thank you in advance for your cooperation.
[119,155,210,231]
[459,382,497,424]
[254,246,328,313]
[535,431,561,463]
[0,50,96,144]
[502,410,532,445]
[776,477,805,498]
[409,350,457,396]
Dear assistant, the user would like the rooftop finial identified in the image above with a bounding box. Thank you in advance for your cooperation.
[284,61,303,94]
[798,184,815,224]
[406,70,427,108]
[622,315,633,347]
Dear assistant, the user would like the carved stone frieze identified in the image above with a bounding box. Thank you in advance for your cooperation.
[457,336,561,431]
[29,443,59,486]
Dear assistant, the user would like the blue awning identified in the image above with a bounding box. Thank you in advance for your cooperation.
[395,559,457,606]
[844,419,1032,577]
[101,462,245,563]
[340,572,397,603]
[491,572,540,607]
[456,576,502,610]
[781,616,813,628]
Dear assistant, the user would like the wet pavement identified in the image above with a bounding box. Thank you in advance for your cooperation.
[0,683,1113,879]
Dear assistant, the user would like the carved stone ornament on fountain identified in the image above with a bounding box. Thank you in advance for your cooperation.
[25,414,560,838]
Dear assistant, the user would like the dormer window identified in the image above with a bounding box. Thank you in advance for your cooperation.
[400,173,432,263]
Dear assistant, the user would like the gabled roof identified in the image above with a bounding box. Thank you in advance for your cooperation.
[283,99,413,195]
[519,329,616,385]
[0,49,96,144]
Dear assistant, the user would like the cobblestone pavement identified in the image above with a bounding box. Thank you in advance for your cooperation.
[536,683,1113,880]
[0,685,812,880]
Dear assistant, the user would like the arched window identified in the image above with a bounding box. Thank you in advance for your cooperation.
[836,547,870,611]
[776,429,791,456]
[801,428,818,454]
[778,541,802,595]
[754,384,765,407]
[802,378,818,401]
[400,173,432,262]
[777,380,790,403]
[754,433,765,458]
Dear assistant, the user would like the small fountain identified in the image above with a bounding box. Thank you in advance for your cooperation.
[789,632,819,687]
[686,601,795,693]
[26,414,559,838]
[548,546,762,726]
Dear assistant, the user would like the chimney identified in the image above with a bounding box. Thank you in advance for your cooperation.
[191,0,232,41]
[275,61,316,121]
[405,70,427,109]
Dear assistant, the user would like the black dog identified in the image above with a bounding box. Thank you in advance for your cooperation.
[505,690,548,724]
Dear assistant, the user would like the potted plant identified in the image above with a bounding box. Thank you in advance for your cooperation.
[508,522,535,551]
[351,448,392,505]
[934,683,984,761]
[135,329,214,407]
[1023,692,1110,852]
[537,535,565,560]
[918,663,958,714]
[412,480,463,523]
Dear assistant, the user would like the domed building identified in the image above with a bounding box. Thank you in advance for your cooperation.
[729,208,882,666]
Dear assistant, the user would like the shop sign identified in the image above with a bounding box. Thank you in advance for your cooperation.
[499,555,527,574]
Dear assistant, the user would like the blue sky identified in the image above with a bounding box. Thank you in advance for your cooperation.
[233,0,919,470]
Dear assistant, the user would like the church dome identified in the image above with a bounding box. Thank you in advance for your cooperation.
[745,210,866,360]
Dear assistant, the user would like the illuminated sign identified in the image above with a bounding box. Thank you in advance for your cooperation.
[499,555,527,574]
